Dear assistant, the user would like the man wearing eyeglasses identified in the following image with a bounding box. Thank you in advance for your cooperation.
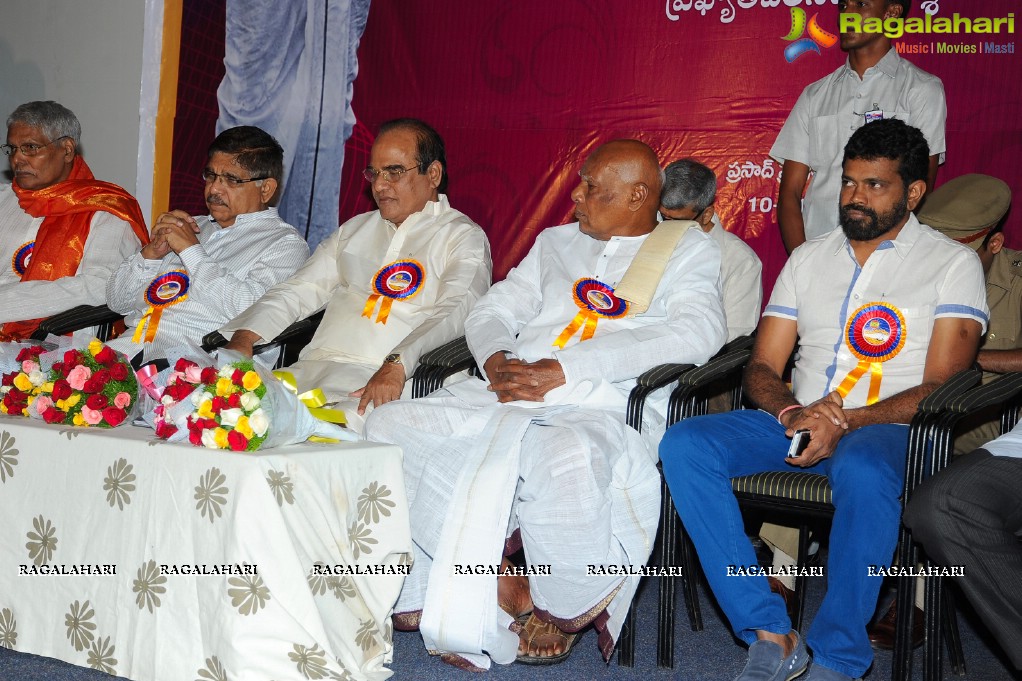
[660,158,762,342]
[105,126,309,365]
[0,100,148,341]
[221,118,491,434]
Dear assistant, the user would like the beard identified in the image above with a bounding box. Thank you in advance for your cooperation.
[839,194,909,241]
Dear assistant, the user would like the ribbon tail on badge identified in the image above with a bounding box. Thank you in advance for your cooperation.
[553,311,588,349]
[362,293,380,320]
[835,361,883,406]
[375,298,393,324]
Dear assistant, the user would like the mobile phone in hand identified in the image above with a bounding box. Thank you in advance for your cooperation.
[787,429,811,458]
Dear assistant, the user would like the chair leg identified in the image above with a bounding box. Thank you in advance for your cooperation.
[923,573,942,681]
[680,527,703,632]
[793,523,810,632]
[617,602,636,667]
[892,529,918,681]
[941,585,967,676]
[657,484,679,668]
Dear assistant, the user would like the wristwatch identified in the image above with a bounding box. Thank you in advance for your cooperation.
[383,353,403,366]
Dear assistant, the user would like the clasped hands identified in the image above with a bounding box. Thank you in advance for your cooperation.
[483,352,565,403]
[141,210,201,260]
[780,391,849,467]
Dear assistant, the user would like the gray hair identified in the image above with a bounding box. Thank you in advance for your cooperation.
[6,101,81,148]
[661,158,717,213]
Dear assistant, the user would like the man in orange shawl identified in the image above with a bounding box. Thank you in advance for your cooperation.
[0,101,148,340]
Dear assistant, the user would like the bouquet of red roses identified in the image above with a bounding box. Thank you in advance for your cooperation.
[150,350,353,449]
[0,339,138,427]
[153,357,269,450]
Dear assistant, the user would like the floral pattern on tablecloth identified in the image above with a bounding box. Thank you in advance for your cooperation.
[0,431,17,483]
[194,467,229,523]
[266,469,295,506]
[0,607,16,649]
[104,458,136,510]
[25,515,57,566]
[64,600,96,652]
[196,655,228,681]
[87,635,117,674]
[227,573,271,615]
[347,522,377,559]
[133,560,167,613]
[356,482,394,524]
[0,419,411,681]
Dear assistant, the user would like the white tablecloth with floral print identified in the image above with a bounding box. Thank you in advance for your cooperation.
[0,416,411,681]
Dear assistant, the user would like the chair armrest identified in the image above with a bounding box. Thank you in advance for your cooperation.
[720,333,756,354]
[944,371,1022,414]
[30,305,123,341]
[627,363,697,432]
[667,347,754,426]
[411,336,478,398]
[916,366,982,414]
[201,311,326,357]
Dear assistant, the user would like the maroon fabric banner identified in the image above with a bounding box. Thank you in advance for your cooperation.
[174,0,1022,296]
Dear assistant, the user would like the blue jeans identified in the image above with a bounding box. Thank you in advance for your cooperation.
[660,409,908,678]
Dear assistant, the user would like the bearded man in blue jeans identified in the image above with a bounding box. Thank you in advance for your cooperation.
[660,119,987,681]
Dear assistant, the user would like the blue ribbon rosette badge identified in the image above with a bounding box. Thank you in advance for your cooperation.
[11,241,33,276]
[362,260,425,324]
[133,270,190,343]
[836,302,906,405]
[554,278,629,348]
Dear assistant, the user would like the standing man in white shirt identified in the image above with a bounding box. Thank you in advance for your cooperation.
[106,126,309,366]
[661,120,985,681]
[660,158,762,341]
[0,101,148,340]
[365,140,726,670]
[771,0,946,253]
[222,118,491,433]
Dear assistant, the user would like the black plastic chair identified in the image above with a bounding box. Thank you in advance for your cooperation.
[201,310,325,369]
[30,304,123,342]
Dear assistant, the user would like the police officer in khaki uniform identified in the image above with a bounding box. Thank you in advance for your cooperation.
[920,173,1015,455]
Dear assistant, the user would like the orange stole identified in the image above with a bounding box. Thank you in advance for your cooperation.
[2,156,149,340]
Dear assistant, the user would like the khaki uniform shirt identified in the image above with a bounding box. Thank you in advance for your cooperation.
[956,247,1022,454]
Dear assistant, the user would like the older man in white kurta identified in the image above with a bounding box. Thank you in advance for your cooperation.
[366,140,726,670]
[221,120,491,433]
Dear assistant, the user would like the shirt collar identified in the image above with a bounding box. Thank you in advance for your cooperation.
[381,194,449,230]
[986,249,1017,294]
[833,212,923,260]
[206,206,278,231]
[844,47,900,80]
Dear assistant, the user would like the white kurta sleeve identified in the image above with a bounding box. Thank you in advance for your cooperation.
[222,229,342,342]
[722,244,763,341]
[0,212,141,323]
[554,232,727,385]
[465,236,546,378]
[390,227,491,372]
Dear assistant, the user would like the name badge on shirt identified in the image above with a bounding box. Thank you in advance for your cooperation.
[11,241,33,276]
[863,105,884,124]
[132,270,190,343]
[362,260,425,324]
[835,302,906,405]
[553,278,629,349]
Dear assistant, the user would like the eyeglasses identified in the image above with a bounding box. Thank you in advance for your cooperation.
[1,136,70,157]
[201,169,267,187]
[362,165,419,183]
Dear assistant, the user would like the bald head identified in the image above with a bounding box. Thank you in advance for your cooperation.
[572,139,663,240]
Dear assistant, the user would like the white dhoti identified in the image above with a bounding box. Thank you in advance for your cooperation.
[364,379,661,669]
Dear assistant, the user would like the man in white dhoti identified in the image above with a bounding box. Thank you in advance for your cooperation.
[365,139,727,669]
[221,119,491,433]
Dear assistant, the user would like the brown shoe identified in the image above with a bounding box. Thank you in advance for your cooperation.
[868,600,924,650]
[767,576,797,623]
